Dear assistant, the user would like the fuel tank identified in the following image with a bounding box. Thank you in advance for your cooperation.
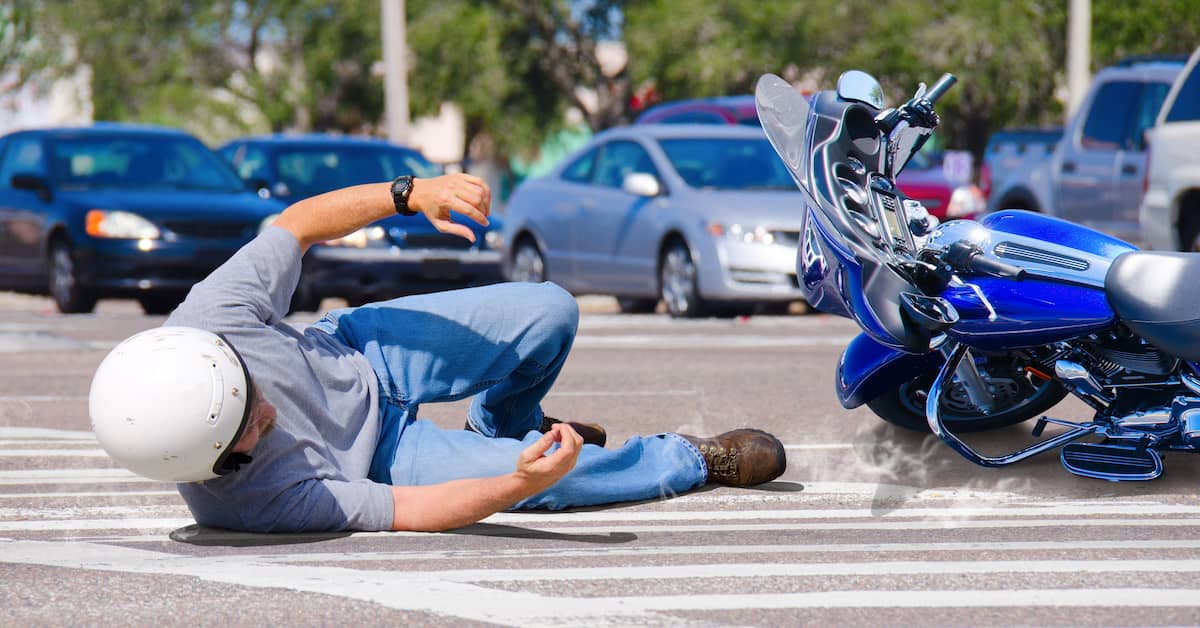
[933,211,1136,351]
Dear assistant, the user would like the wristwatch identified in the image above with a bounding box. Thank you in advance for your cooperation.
[391,175,417,216]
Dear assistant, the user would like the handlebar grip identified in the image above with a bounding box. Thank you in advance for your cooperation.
[924,73,957,103]
[969,254,1025,280]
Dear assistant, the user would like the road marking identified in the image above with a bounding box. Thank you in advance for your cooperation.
[233,539,1200,564]
[0,427,96,440]
[573,334,856,349]
[399,558,1200,582]
[0,395,89,402]
[0,490,176,500]
[0,468,152,485]
[8,502,1200,525]
[5,516,1200,534]
[0,449,109,457]
[4,540,1200,626]
[548,390,697,397]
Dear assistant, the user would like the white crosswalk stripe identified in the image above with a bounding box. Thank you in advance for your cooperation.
[5,332,1200,625]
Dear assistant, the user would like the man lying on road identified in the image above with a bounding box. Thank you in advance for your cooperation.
[88,173,786,533]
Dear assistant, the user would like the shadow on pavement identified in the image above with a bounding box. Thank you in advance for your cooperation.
[169,524,351,547]
[446,522,637,544]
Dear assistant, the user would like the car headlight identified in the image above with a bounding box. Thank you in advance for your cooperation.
[259,213,281,234]
[484,230,504,251]
[85,210,160,239]
[946,185,985,219]
[324,225,387,248]
[707,222,776,245]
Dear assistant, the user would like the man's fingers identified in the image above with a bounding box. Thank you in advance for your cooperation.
[519,429,559,465]
[430,218,476,243]
[450,197,489,227]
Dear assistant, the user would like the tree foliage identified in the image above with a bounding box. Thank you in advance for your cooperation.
[9,0,1200,161]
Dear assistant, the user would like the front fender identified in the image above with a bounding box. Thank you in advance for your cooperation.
[836,333,943,409]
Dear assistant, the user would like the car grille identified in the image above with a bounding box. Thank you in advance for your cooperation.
[163,221,255,240]
[396,232,473,250]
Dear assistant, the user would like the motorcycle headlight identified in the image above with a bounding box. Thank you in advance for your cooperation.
[707,222,776,246]
[946,185,986,219]
[325,226,387,248]
[85,210,160,239]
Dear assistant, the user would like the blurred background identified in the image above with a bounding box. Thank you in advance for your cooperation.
[1,0,1198,316]
[3,0,1197,198]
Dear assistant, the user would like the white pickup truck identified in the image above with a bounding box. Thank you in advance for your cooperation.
[1139,47,1200,251]
[986,57,1185,244]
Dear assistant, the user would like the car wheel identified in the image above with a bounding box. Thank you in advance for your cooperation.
[616,297,657,314]
[660,241,705,318]
[48,239,96,314]
[138,294,182,316]
[510,240,546,283]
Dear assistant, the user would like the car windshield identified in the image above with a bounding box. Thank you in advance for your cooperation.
[50,134,245,192]
[274,146,442,199]
[658,138,795,190]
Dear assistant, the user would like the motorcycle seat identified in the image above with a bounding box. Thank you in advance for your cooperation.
[1106,251,1200,362]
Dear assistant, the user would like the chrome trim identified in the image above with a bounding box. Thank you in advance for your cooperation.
[1181,408,1200,446]
[994,241,1089,271]
[1113,407,1172,428]
[1183,371,1200,396]
[1055,359,1104,397]
[927,342,1099,467]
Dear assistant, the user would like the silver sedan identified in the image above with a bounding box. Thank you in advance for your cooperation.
[501,124,807,316]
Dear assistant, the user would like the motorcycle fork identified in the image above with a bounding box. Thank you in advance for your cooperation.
[949,347,996,414]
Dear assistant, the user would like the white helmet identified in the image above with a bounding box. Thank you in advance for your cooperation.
[89,327,254,482]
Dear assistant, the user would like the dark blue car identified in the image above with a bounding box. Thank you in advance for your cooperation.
[218,135,504,310]
[0,124,283,314]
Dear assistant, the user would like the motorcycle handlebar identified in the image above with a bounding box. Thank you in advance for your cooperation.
[924,73,957,104]
[942,240,1025,280]
[968,254,1026,280]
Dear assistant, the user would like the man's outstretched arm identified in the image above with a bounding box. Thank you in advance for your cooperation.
[390,423,584,532]
[272,173,492,253]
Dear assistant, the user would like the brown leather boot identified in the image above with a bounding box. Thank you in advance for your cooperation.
[541,416,607,447]
[680,429,786,487]
[464,416,607,447]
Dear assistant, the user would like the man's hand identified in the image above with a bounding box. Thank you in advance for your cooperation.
[514,422,583,494]
[409,173,492,243]
[389,422,583,532]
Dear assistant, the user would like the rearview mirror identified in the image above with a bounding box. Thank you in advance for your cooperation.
[836,70,886,109]
[623,172,661,197]
[11,172,52,202]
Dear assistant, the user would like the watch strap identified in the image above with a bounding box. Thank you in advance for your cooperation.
[391,175,417,216]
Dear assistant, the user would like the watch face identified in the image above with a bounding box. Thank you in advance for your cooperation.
[392,176,416,215]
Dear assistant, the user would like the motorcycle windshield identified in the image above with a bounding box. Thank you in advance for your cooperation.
[754,74,812,196]
[887,121,932,179]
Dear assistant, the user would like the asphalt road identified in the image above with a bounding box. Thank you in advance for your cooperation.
[3,292,1200,627]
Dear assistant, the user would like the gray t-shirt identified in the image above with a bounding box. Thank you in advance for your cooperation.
[166,227,394,532]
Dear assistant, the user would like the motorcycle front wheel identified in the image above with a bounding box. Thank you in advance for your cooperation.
[866,359,1068,433]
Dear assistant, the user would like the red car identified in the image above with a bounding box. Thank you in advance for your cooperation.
[635,96,984,220]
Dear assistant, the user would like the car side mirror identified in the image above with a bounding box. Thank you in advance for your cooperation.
[11,172,52,202]
[622,172,661,197]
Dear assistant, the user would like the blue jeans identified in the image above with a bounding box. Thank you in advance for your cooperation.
[312,281,706,510]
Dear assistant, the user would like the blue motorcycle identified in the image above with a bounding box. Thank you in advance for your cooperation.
[755,70,1200,481]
